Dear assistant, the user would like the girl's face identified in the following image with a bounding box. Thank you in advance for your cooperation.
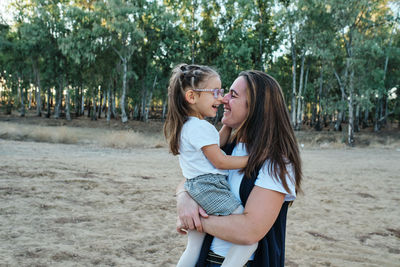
[221,76,249,129]
[190,75,223,119]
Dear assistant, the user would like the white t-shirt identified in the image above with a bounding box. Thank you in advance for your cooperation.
[179,117,228,179]
[210,142,296,258]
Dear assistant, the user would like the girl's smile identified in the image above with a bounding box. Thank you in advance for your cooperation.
[190,75,223,119]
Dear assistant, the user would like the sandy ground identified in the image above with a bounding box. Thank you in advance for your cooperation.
[1,128,400,266]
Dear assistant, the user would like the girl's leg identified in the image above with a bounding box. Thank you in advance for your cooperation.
[220,206,258,267]
[177,230,206,267]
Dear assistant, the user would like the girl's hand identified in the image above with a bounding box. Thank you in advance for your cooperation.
[176,191,208,233]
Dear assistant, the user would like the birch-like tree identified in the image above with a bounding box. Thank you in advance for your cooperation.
[97,0,144,123]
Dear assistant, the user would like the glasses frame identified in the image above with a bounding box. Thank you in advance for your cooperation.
[192,88,225,99]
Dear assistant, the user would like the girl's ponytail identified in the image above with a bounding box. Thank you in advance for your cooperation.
[163,64,219,155]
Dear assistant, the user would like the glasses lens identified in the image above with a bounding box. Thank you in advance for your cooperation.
[214,89,219,99]
[213,89,223,98]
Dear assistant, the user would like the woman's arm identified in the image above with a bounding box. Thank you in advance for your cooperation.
[202,144,247,170]
[219,125,232,147]
[201,186,285,245]
[176,179,208,233]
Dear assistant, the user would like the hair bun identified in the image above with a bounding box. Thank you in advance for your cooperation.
[180,64,188,72]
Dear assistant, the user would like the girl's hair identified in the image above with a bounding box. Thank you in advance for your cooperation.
[233,70,302,195]
[163,63,219,155]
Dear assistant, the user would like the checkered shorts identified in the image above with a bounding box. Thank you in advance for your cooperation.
[184,173,241,216]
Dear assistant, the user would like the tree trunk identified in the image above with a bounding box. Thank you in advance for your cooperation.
[382,26,394,126]
[100,90,106,119]
[144,75,157,122]
[374,98,381,132]
[33,62,42,117]
[398,111,400,128]
[347,59,355,146]
[75,87,80,117]
[334,70,346,131]
[311,102,316,127]
[87,97,91,118]
[36,81,41,116]
[120,58,128,123]
[362,109,369,128]
[98,90,103,119]
[145,91,153,122]
[50,90,53,107]
[91,90,97,121]
[65,87,71,121]
[54,78,63,119]
[111,85,117,119]
[379,99,384,126]
[106,88,111,122]
[162,97,167,121]
[28,91,32,110]
[257,2,265,72]
[191,2,196,64]
[81,89,85,116]
[46,87,51,118]
[133,104,139,120]
[314,66,323,131]
[19,78,25,117]
[140,78,147,121]
[354,103,360,132]
[295,52,305,130]
[302,67,309,125]
[289,25,297,126]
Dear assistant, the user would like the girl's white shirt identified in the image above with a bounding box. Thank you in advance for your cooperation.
[179,116,228,179]
[210,142,296,259]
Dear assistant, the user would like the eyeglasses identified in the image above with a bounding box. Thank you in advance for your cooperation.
[192,88,225,99]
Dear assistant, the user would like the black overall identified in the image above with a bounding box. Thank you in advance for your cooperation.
[195,142,289,267]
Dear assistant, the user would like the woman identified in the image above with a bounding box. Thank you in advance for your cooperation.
[175,70,302,266]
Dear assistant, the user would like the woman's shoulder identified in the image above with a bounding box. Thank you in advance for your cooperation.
[256,159,296,201]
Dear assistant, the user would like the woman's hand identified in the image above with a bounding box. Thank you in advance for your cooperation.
[176,190,208,234]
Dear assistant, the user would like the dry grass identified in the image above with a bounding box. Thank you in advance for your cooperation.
[0,122,165,149]
[0,116,399,150]
[294,129,400,149]
[99,130,165,149]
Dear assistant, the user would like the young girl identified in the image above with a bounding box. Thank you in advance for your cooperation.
[164,64,257,267]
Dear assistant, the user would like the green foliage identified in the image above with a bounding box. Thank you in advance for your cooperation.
[0,0,398,131]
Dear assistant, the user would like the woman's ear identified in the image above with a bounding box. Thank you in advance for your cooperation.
[185,90,197,104]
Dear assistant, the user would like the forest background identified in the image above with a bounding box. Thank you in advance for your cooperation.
[0,0,399,146]
[1,1,400,266]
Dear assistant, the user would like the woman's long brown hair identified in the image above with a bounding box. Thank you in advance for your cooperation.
[163,63,219,155]
[233,70,302,195]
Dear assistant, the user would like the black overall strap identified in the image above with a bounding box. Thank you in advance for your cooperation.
[195,234,214,267]
[196,142,288,267]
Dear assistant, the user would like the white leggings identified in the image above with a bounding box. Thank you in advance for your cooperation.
[176,205,258,267]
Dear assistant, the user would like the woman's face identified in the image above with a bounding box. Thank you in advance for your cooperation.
[221,76,249,129]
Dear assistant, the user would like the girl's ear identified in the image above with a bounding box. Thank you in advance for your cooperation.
[185,90,197,104]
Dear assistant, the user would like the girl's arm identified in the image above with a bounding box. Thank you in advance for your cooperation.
[219,125,232,147]
[202,144,247,170]
[200,186,285,244]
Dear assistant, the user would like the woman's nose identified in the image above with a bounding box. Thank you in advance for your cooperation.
[222,93,230,103]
